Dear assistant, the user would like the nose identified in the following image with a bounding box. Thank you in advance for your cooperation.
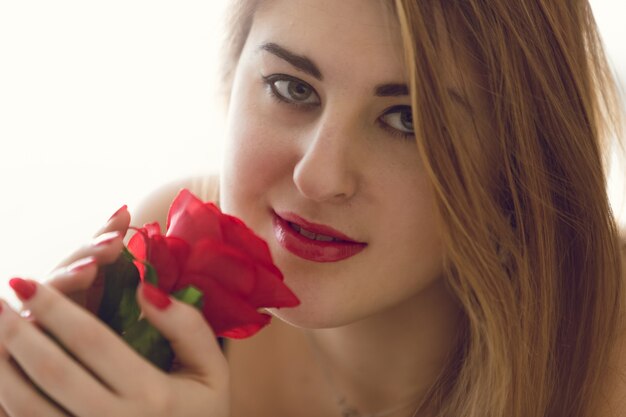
[293,117,360,203]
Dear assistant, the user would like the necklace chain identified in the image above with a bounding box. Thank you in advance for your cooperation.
[304,332,421,417]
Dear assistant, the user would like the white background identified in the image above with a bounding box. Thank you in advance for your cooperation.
[0,1,624,305]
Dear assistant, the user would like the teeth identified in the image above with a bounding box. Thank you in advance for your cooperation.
[288,222,340,242]
[299,227,317,239]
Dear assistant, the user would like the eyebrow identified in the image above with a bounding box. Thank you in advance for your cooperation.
[375,84,474,116]
[374,83,409,97]
[259,42,323,80]
[258,42,474,114]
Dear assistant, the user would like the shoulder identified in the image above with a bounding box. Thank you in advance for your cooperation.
[130,172,220,228]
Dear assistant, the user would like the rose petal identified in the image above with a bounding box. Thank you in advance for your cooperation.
[219,213,275,266]
[150,236,190,292]
[183,240,298,308]
[128,228,149,280]
[183,240,257,296]
[144,222,162,237]
[196,277,274,338]
[131,188,301,340]
[248,263,300,307]
[221,315,272,339]
[166,189,223,244]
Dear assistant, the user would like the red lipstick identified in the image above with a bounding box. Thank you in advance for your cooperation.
[272,211,367,262]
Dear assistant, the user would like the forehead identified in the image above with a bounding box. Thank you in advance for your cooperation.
[249,0,407,84]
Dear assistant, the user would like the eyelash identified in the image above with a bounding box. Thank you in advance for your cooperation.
[261,73,319,109]
[377,106,415,141]
[261,74,415,141]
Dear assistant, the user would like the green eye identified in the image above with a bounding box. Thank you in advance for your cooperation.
[380,105,414,134]
[275,79,313,102]
[263,74,320,106]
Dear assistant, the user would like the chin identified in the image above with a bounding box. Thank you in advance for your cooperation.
[265,299,368,330]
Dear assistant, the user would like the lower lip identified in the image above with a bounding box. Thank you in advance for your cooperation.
[272,213,367,263]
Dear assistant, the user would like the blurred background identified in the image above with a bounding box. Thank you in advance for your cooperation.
[0,1,624,304]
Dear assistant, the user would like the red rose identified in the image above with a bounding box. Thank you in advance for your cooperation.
[127,189,300,338]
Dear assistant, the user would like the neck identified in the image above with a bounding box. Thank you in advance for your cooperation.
[302,278,462,416]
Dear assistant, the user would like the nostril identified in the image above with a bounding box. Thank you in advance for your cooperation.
[293,157,357,203]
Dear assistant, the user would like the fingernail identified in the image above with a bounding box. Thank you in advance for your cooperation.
[9,278,37,301]
[93,231,122,247]
[108,204,128,222]
[142,283,171,310]
[0,301,4,314]
[67,256,97,273]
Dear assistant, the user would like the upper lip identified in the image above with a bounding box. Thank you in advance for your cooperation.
[274,211,365,244]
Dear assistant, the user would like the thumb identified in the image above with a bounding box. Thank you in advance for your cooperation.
[137,283,229,384]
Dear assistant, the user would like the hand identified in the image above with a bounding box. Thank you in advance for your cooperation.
[0,278,230,416]
[0,206,231,416]
[0,206,129,416]
[44,205,132,312]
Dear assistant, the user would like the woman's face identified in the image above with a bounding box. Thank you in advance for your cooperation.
[220,0,446,328]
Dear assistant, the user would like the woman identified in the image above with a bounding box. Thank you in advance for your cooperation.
[0,0,624,416]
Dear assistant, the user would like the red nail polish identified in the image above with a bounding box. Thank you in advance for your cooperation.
[67,256,97,273]
[142,284,171,310]
[108,204,128,222]
[9,278,37,301]
[93,231,122,247]
[0,302,3,314]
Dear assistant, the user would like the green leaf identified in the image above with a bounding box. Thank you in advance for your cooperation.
[122,246,136,262]
[144,262,159,286]
[94,247,210,372]
[120,287,204,371]
[97,251,141,333]
[172,286,204,310]
[123,319,173,371]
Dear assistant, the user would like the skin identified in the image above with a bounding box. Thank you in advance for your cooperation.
[0,209,231,417]
[0,0,471,416]
[0,1,462,414]
[0,0,624,416]
[0,0,485,416]
[222,0,446,328]
[219,0,462,411]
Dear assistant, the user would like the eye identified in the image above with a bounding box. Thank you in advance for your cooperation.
[379,105,414,136]
[262,74,320,106]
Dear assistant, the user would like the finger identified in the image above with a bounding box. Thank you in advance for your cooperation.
[50,204,131,273]
[44,256,104,313]
[53,229,128,272]
[6,280,161,397]
[44,233,123,312]
[138,283,229,387]
[45,231,125,295]
[0,299,115,417]
[45,256,99,296]
[0,356,67,417]
[92,205,130,238]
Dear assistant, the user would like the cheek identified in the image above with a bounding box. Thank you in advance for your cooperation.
[219,79,294,220]
[383,181,445,285]
[221,120,271,217]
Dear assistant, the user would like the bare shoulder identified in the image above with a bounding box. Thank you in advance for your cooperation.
[130,172,220,228]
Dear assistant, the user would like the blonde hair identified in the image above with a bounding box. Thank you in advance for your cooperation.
[220,1,625,416]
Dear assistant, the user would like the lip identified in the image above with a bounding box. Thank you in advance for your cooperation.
[272,211,367,263]
[274,211,363,243]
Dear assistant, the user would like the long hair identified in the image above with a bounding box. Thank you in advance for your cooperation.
[395,1,625,416]
[221,1,625,416]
